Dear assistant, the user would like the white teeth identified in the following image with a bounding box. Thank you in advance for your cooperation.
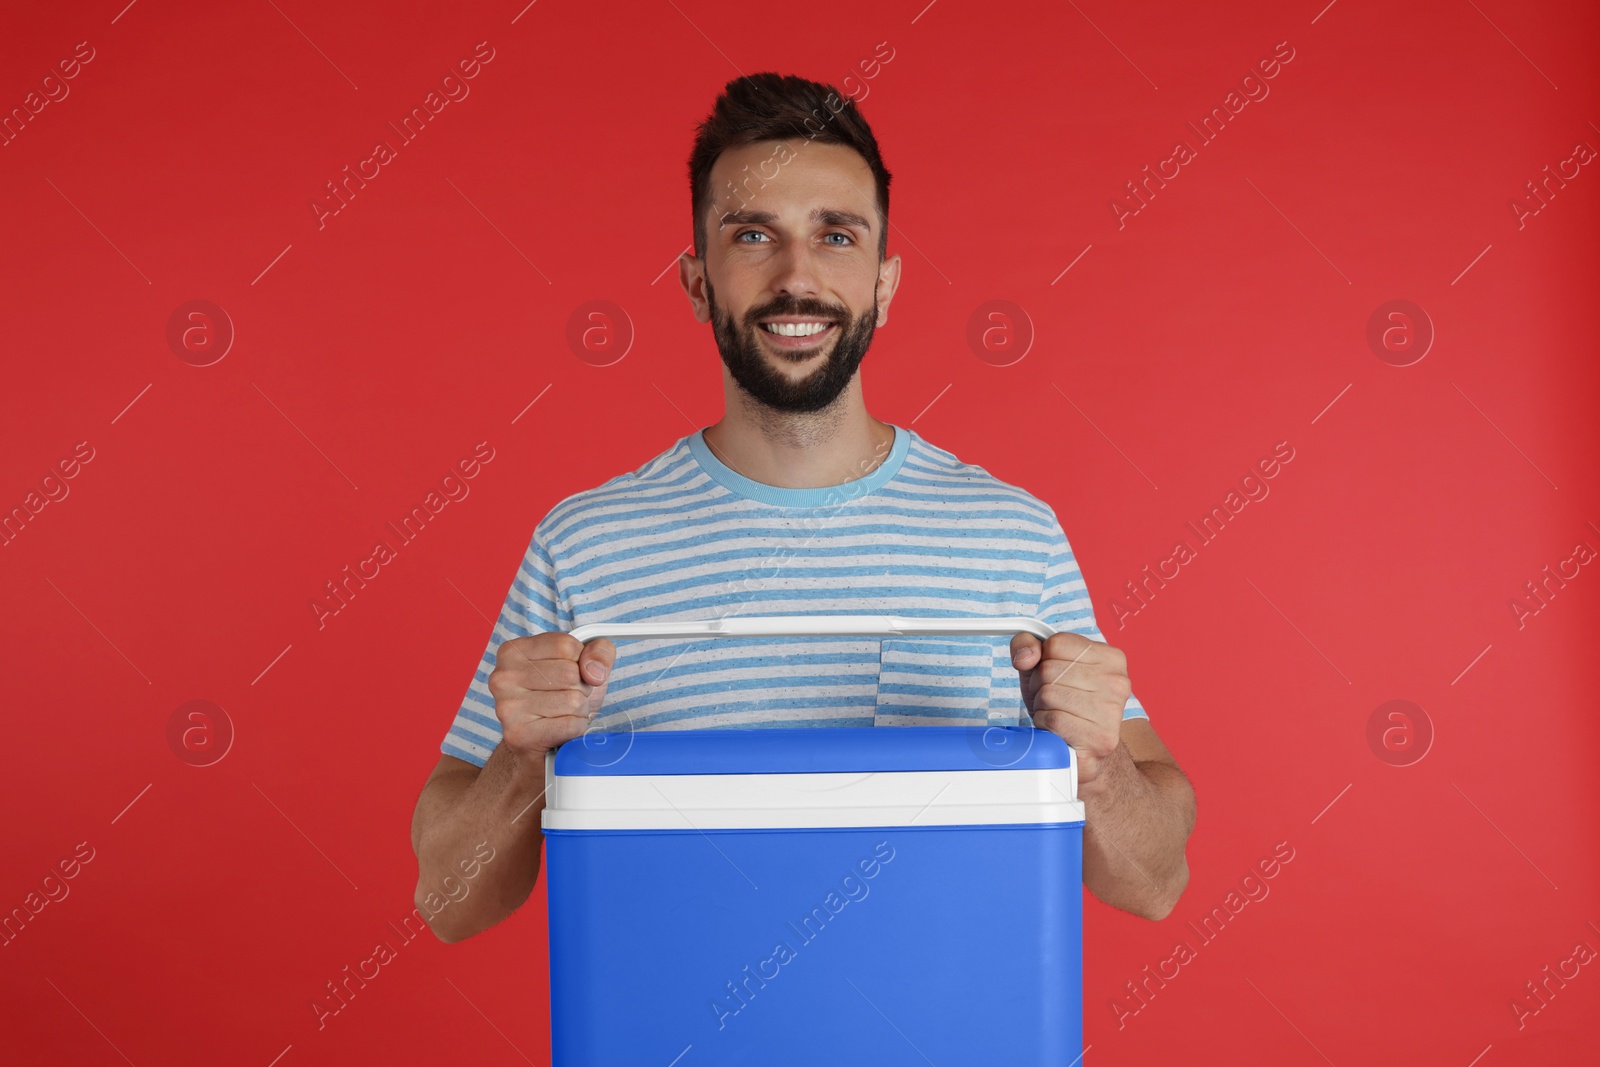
[762,321,830,337]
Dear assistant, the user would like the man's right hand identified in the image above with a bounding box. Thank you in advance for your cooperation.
[487,632,617,759]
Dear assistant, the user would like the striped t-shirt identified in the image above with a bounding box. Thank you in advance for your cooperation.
[441,424,1147,768]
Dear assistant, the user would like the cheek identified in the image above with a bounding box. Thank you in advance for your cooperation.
[838,287,880,326]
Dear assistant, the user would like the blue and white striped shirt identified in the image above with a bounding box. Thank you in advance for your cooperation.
[441,424,1147,767]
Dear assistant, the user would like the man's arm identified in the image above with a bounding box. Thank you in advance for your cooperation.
[1079,716,1195,921]
[412,632,617,943]
[1010,629,1195,921]
[410,749,549,944]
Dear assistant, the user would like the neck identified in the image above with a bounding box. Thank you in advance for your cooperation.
[701,388,894,490]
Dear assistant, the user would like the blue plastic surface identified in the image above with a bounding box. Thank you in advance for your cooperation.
[553,723,1068,776]
[545,726,1084,1065]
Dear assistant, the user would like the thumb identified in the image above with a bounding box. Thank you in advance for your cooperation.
[579,638,616,685]
[1010,633,1043,670]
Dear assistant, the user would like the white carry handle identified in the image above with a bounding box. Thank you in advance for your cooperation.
[548,615,1069,800]
[567,614,1059,643]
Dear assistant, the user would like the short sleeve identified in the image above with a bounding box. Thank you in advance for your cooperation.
[440,530,571,767]
[1036,513,1148,721]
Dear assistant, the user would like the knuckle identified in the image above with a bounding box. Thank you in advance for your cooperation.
[545,658,582,689]
[493,635,532,667]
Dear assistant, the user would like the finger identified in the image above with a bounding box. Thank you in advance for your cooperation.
[1031,671,1124,727]
[501,636,569,692]
[1044,632,1124,677]
[1030,701,1105,737]
[1009,632,1043,669]
[518,712,596,752]
[1038,644,1097,694]
[506,632,600,691]
[578,638,617,685]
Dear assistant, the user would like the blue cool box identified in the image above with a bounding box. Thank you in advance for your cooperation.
[541,723,1086,1064]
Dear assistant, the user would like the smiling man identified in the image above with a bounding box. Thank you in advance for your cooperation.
[411,73,1195,943]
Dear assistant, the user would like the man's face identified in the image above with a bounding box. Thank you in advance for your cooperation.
[688,140,900,414]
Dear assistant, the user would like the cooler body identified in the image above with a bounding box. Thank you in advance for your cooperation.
[542,725,1085,1065]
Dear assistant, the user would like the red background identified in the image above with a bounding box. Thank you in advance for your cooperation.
[3,0,1597,1063]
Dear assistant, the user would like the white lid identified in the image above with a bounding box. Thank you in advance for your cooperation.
[541,763,1084,831]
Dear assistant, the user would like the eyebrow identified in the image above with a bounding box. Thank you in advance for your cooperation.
[718,206,874,235]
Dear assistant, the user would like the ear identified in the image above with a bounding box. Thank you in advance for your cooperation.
[679,252,711,324]
[874,252,903,327]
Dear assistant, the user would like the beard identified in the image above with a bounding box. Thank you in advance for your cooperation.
[706,276,878,414]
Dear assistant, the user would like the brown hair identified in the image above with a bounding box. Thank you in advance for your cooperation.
[688,72,892,261]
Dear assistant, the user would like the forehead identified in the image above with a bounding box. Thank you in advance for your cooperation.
[708,140,877,220]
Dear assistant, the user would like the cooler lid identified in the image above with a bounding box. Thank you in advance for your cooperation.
[551,725,1068,777]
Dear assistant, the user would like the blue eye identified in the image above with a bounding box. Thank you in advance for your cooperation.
[734,230,855,245]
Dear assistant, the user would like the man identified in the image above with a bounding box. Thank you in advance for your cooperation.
[411,73,1195,943]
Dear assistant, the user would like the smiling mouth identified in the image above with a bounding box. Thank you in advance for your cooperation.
[758,321,837,351]
[760,320,834,336]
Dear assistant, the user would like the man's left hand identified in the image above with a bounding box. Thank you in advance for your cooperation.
[1010,631,1131,798]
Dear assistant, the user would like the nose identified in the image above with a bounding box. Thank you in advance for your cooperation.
[767,240,824,304]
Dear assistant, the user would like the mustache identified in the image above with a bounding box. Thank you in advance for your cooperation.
[746,300,848,324]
